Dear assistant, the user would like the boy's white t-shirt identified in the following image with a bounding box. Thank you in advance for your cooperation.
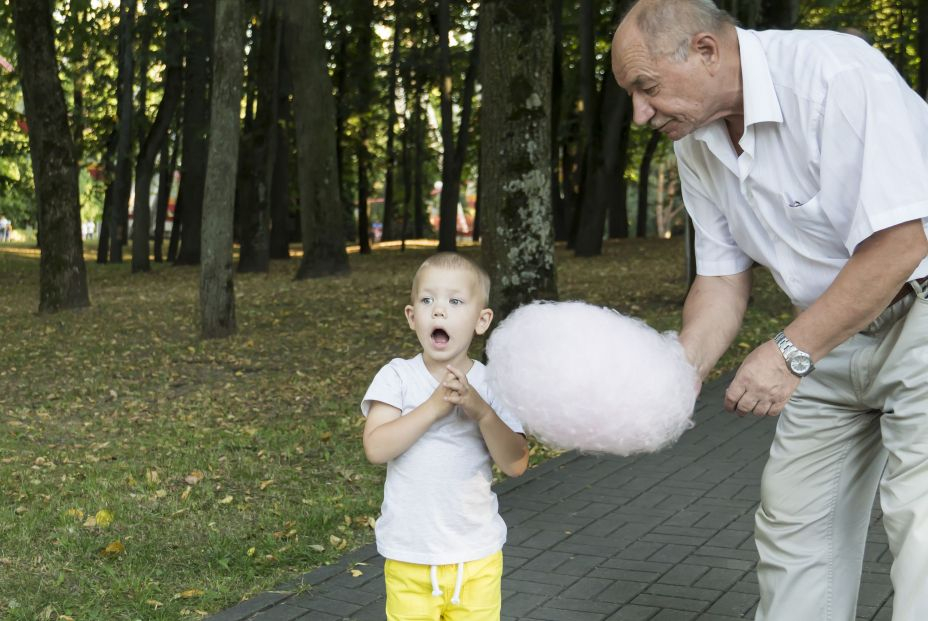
[361,354,524,565]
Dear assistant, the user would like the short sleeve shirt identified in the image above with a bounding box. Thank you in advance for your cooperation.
[675,28,928,309]
[361,354,523,565]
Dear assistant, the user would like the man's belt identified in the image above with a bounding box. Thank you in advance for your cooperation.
[890,275,928,306]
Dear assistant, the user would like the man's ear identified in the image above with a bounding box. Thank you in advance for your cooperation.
[404,304,415,330]
[475,308,494,335]
[693,32,721,73]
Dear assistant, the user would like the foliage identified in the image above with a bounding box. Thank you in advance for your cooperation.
[0,238,791,619]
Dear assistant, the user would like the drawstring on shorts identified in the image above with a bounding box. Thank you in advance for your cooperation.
[429,562,465,605]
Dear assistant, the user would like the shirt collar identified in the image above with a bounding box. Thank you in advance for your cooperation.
[691,28,783,147]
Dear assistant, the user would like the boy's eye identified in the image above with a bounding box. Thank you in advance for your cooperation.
[450,298,463,305]
[420,297,432,304]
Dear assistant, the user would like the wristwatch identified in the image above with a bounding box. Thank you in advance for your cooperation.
[773,331,815,377]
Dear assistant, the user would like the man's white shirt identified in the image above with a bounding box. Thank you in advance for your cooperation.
[675,28,928,309]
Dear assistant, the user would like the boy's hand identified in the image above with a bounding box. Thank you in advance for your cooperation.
[426,371,457,420]
[443,365,493,422]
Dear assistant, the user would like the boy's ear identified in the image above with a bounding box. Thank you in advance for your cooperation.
[474,308,494,335]
[404,304,415,329]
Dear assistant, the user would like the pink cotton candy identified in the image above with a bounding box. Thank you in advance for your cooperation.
[486,301,698,456]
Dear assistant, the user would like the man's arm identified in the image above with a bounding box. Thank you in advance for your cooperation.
[678,270,753,381]
[726,219,928,416]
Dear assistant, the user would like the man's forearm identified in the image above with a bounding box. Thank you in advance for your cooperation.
[679,271,752,380]
[785,219,928,361]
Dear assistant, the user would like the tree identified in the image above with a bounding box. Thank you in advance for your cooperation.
[132,0,182,272]
[174,0,215,265]
[436,0,479,252]
[284,0,350,279]
[200,0,245,338]
[107,0,136,263]
[636,129,661,238]
[479,0,558,322]
[12,0,90,312]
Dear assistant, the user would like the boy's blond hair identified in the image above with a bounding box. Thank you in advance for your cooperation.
[410,253,491,307]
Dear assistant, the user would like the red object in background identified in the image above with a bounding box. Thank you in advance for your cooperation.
[16,118,28,134]
[88,164,104,181]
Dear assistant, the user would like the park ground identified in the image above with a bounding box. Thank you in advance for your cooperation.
[0,238,792,620]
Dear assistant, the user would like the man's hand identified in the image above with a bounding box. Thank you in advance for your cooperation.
[724,340,800,416]
[443,365,493,422]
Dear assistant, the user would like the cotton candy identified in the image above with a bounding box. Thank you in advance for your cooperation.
[486,301,698,456]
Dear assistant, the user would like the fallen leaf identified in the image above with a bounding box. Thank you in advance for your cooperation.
[146,599,164,609]
[218,495,234,505]
[320,431,332,442]
[181,486,191,501]
[308,544,324,552]
[184,470,205,485]
[259,479,274,490]
[94,509,114,528]
[246,547,255,557]
[350,569,363,577]
[146,469,160,484]
[100,540,125,557]
[173,588,204,600]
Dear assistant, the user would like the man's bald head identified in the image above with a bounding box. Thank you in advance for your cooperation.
[619,0,736,61]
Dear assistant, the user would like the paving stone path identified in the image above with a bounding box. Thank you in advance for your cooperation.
[206,374,894,621]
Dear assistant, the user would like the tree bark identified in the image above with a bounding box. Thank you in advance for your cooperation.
[550,0,565,242]
[436,0,479,252]
[238,0,282,273]
[269,96,292,259]
[480,1,557,323]
[636,129,661,238]
[284,0,350,279]
[381,12,401,241]
[108,0,136,263]
[132,0,183,272]
[412,82,426,239]
[175,0,215,265]
[354,0,376,255]
[153,132,179,262]
[200,0,245,338]
[12,0,90,312]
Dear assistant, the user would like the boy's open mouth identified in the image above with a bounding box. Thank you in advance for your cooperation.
[431,328,450,345]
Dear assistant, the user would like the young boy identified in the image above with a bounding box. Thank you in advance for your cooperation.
[361,252,529,620]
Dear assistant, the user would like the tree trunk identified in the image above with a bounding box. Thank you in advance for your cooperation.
[269,96,292,259]
[12,0,90,312]
[200,0,245,338]
[354,0,376,255]
[436,0,479,252]
[550,0,565,243]
[284,0,350,279]
[636,129,661,238]
[381,12,401,242]
[132,0,182,272]
[480,1,557,323]
[919,0,928,99]
[96,130,118,262]
[357,136,372,253]
[175,0,215,265]
[109,0,136,263]
[238,0,282,273]
[153,133,179,262]
[759,0,795,29]
[413,83,426,239]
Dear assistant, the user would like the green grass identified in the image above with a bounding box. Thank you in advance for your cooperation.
[0,238,791,620]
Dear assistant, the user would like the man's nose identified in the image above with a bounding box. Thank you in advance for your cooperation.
[631,92,654,126]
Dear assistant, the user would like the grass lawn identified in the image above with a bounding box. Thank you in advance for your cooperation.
[0,238,792,620]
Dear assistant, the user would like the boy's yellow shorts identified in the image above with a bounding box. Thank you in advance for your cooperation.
[384,550,503,620]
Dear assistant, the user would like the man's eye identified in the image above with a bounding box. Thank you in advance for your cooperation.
[644,86,659,96]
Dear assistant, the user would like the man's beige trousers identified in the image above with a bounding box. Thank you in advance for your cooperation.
[756,291,928,621]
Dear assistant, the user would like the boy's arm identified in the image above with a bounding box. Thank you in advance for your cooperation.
[362,385,455,464]
[444,365,529,478]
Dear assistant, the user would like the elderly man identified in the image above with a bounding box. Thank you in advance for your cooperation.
[612,1,928,620]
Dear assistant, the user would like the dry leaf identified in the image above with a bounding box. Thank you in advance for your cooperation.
[64,508,84,520]
[350,569,364,577]
[82,516,97,528]
[94,509,114,528]
[146,469,160,484]
[218,495,234,505]
[184,470,205,485]
[100,540,125,557]
[308,544,325,552]
[146,599,164,609]
[320,431,332,442]
[259,479,274,490]
[181,486,191,501]
[246,547,256,557]
[174,589,204,600]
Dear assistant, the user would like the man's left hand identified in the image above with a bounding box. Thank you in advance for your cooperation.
[724,340,800,416]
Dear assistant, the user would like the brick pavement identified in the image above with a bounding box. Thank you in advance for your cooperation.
[206,374,894,621]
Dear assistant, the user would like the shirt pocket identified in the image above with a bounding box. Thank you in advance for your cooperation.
[782,193,844,257]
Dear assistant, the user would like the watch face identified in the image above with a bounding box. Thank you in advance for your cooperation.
[790,354,813,376]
